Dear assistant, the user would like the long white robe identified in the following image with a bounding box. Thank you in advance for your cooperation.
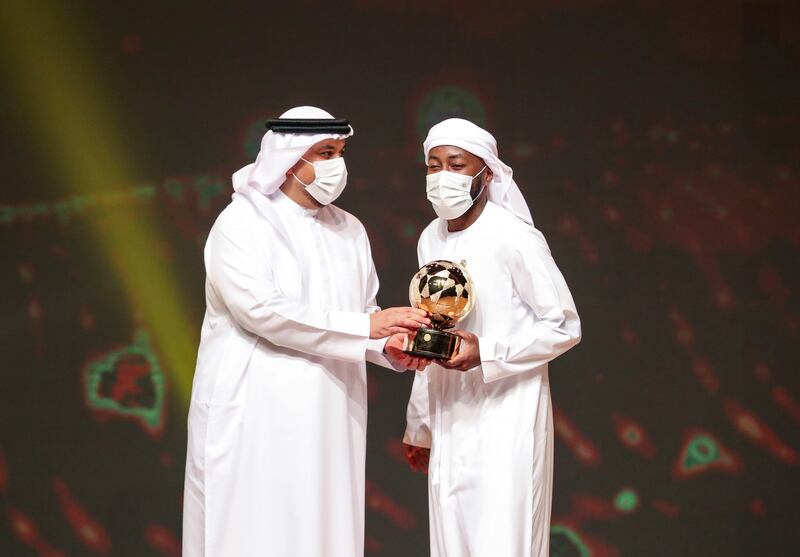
[183,188,395,557]
[404,201,581,557]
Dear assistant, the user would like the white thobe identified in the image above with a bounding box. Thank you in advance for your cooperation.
[404,201,581,557]
[183,188,395,557]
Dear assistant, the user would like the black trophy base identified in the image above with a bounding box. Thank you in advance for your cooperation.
[402,327,461,360]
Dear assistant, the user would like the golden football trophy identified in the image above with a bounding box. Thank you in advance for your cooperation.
[402,260,475,360]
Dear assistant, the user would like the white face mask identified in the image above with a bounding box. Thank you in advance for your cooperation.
[426,166,487,220]
[294,157,348,205]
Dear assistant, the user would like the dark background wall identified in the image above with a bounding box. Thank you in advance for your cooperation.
[1,1,798,555]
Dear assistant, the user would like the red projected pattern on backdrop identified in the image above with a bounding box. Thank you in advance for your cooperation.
[52,477,111,555]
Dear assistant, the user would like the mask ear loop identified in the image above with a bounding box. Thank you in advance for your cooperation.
[470,166,488,202]
[293,158,315,187]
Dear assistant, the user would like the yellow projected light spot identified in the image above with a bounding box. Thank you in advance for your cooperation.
[0,0,197,403]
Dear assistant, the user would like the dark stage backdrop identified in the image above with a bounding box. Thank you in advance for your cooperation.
[1,1,799,556]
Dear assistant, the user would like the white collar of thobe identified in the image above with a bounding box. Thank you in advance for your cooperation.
[271,188,321,219]
[439,199,495,238]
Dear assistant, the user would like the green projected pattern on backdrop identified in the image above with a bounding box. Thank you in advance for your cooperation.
[84,331,166,435]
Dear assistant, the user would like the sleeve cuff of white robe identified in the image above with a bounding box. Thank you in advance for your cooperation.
[478,336,508,383]
[403,428,432,449]
[327,310,373,362]
[365,337,407,372]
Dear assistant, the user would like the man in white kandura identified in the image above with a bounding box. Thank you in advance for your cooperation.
[183,106,430,557]
[402,118,582,556]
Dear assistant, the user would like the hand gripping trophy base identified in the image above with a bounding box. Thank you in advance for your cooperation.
[402,326,461,360]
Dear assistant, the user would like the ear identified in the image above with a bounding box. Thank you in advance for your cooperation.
[287,160,303,177]
[484,167,494,184]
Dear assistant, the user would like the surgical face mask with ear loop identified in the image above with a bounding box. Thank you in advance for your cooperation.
[294,157,348,205]
[426,166,487,220]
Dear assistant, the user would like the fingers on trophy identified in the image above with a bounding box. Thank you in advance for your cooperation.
[402,260,474,360]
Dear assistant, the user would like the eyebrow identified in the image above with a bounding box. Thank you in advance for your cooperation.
[428,153,466,163]
[317,143,338,150]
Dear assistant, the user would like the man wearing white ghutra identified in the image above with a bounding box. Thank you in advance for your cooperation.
[403,118,582,557]
[183,106,430,557]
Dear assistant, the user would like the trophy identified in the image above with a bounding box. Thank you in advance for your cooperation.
[402,260,475,360]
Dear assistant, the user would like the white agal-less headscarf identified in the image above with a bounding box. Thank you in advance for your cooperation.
[423,118,533,225]
[232,106,354,195]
